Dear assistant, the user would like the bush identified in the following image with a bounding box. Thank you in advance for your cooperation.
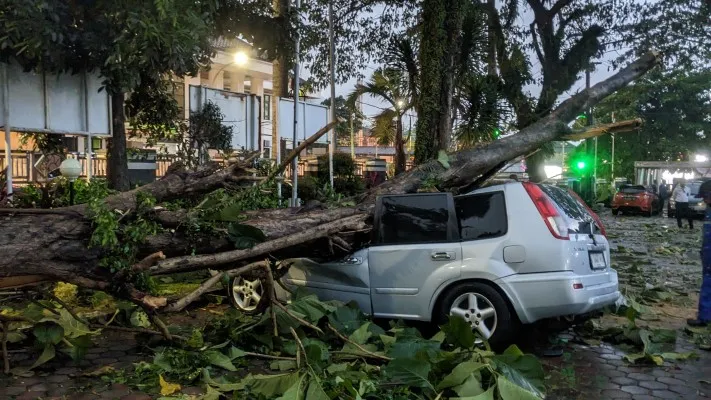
[12,178,114,209]
[317,152,357,181]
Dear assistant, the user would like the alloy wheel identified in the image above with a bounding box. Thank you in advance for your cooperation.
[449,292,498,340]
[231,276,264,312]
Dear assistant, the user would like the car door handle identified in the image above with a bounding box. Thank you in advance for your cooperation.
[431,252,453,261]
[343,257,362,265]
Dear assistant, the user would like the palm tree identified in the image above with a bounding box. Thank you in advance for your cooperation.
[347,68,413,175]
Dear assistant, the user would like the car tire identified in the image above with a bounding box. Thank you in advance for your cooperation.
[228,272,269,315]
[436,282,516,348]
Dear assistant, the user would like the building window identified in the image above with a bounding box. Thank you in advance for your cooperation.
[263,94,271,121]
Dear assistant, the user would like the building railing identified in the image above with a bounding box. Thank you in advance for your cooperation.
[2,152,407,184]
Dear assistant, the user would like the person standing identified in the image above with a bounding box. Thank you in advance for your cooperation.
[689,180,711,327]
[673,181,693,229]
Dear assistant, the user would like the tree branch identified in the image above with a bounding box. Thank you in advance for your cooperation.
[530,22,545,66]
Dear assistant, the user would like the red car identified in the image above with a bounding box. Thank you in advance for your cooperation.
[612,184,661,216]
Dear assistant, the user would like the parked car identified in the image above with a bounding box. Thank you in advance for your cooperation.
[611,184,661,216]
[668,180,708,218]
[231,182,619,346]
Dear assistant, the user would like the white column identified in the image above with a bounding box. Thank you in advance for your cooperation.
[234,72,245,93]
[252,77,264,97]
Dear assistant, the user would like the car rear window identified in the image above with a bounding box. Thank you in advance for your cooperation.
[538,185,601,235]
[620,185,646,194]
[376,194,451,245]
[455,192,508,241]
[688,182,702,196]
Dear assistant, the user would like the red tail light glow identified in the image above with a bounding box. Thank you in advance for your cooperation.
[522,182,570,240]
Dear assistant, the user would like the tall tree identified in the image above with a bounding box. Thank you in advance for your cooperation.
[348,69,413,174]
[588,69,711,180]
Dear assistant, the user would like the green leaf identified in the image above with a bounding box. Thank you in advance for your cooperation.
[497,375,542,400]
[349,322,373,344]
[33,322,64,345]
[387,339,441,360]
[199,385,223,400]
[7,331,27,343]
[228,346,247,360]
[379,334,396,347]
[455,373,486,397]
[328,303,367,334]
[438,150,450,168]
[204,350,237,371]
[441,316,476,348]
[30,344,56,370]
[437,361,486,390]
[276,374,306,400]
[271,360,298,371]
[491,351,545,398]
[306,379,330,400]
[288,291,337,323]
[129,310,152,329]
[383,357,435,391]
[187,329,204,348]
[326,363,349,375]
[63,334,92,361]
[227,223,267,249]
[244,372,302,397]
[454,385,495,400]
[660,352,698,361]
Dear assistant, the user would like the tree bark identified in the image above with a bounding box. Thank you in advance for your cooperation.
[0,52,661,310]
[395,114,405,175]
[415,0,466,163]
[108,92,130,192]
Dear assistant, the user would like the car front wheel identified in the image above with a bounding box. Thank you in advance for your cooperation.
[229,275,268,314]
[437,282,515,347]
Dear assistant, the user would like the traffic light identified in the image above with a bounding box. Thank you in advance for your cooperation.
[569,154,592,176]
[492,128,501,139]
[576,160,587,171]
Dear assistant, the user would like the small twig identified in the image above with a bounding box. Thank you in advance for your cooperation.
[332,350,391,361]
[261,263,279,337]
[273,301,324,335]
[243,351,296,362]
[290,327,306,369]
[326,323,392,362]
[149,314,172,341]
[44,290,89,325]
[29,298,60,316]
[1,321,9,374]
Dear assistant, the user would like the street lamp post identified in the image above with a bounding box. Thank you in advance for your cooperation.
[60,158,82,205]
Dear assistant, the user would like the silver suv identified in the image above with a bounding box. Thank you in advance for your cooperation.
[234,182,620,345]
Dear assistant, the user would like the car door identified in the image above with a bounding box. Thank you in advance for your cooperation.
[280,249,373,314]
[368,193,461,321]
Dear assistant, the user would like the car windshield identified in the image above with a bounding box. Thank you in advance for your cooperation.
[688,182,702,196]
[620,185,646,194]
[539,185,601,235]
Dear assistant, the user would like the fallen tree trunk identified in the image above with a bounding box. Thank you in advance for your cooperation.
[0,52,661,311]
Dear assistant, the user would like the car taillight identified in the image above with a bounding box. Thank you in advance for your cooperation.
[522,182,569,240]
[567,189,607,237]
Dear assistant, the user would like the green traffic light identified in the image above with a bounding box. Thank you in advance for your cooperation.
[576,161,586,170]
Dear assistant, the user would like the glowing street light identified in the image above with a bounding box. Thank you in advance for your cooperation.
[695,154,708,162]
[396,99,405,109]
[234,51,249,66]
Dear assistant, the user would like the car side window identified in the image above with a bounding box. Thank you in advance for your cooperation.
[455,192,508,241]
[377,195,450,245]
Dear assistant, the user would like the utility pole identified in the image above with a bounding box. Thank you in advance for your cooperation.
[350,114,355,159]
[611,112,616,181]
[328,1,336,188]
[291,0,301,207]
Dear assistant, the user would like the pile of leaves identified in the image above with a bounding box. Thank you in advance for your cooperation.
[103,290,546,399]
[577,297,697,366]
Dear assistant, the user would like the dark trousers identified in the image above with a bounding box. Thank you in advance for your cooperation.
[676,202,694,228]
